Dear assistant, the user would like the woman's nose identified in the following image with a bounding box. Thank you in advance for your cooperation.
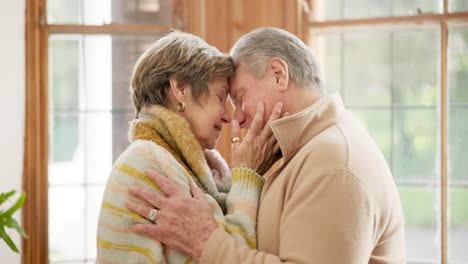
[221,107,231,124]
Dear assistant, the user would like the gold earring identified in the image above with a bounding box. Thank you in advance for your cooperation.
[177,101,185,112]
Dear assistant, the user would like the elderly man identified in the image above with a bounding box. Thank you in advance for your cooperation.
[127,27,406,263]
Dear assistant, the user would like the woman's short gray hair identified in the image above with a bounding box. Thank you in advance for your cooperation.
[130,30,234,117]
[230,27,323,92]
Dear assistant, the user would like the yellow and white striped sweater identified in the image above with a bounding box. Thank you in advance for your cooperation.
[97,105,264,264]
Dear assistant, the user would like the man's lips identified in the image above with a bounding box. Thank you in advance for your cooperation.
[214,124,222,131]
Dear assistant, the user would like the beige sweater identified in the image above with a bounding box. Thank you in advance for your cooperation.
[200,94,406,264]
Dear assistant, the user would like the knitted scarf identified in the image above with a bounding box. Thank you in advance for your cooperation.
[128,105,227,208]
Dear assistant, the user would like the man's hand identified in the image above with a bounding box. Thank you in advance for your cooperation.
[126,169,218,261]
[231,102,287,175]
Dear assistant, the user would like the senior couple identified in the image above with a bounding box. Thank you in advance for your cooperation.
[97,27,405,263]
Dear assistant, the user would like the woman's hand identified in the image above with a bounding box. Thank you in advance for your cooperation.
[231,102,286,175]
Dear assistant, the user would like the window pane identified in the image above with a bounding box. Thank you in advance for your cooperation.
[49,186,86,262]
[448,29,468,263]
[393,31,438,106]
[111,35,158,111]
[313,0,440,21]
[49,113,84,185]
[112,112,134,162]
[86,113,112,184]
[49,36,81,110]
[344,0,392,19]
[310,29,440,263]
[86,185,105,261]
[343,32,391,106]
[393,109,438,182]
[450,0,468,12]
[311,34,342,95]
[351,109,392,163]
[398,185,440,262]
[112,0,172,24]
[47,0,172,25]
[448,29,468,104]
[47,0,81,24]
[48,34,160,262]
[83,36,112,111]
[449,186,468,262]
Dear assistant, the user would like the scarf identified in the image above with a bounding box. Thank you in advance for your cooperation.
[128,105,227,208]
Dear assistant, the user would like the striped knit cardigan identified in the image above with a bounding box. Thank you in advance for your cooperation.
[97,105,264,264]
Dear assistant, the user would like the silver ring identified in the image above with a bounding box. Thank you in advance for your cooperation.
[148,209,158,222]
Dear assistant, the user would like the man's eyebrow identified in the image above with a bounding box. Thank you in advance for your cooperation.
[231,87,245,101]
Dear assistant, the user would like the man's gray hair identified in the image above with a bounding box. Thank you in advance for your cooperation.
[230,27,323,92]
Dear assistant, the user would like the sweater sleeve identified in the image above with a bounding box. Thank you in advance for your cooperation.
[213,167,264,249]
[199,167,376,264]
[97,140,264,264]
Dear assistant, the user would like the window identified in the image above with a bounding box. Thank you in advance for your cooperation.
[25,0,174,263]
[307,0,468,263]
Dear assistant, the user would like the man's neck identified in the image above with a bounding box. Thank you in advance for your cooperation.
[283,86,323,115]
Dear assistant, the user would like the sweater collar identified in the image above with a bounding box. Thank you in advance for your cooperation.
[270,93,346,163]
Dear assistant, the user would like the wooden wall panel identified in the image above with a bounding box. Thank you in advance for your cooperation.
[182,0,302,165]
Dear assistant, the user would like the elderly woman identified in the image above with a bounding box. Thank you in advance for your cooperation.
[96,31,280,263]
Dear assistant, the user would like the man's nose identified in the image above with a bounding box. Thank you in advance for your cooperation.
[234,109,247,128]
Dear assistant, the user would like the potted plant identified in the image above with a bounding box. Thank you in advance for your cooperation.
[0,190,28,253]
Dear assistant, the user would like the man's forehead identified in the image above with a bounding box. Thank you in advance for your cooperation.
[228,67,248,95]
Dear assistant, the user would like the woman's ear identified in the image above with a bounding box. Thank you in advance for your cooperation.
[268,58,289,93]
[169,77,186,102]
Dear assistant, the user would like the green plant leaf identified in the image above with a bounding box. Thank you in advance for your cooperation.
[6,218,28,238]
[0,190,16,205]
[0,226,19,253]
[3,192,26,218]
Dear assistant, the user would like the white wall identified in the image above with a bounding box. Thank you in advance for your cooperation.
[0,0,25,263]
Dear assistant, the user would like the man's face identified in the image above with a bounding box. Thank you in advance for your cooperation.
[229,64,279,129]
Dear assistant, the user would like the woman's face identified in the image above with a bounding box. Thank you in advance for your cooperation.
[182,78,231,150]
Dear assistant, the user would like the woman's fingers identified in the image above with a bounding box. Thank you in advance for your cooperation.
[245,102,265,141]
[273,141,281,154]
[260,102,283,139]
[231,120,241,143]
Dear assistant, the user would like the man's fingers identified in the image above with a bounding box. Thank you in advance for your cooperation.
[190,181,207,202]
[128,185,167,209]
[146,169,183,196]
[126,200,157,222]
[245,102,264,140]
[132,223,163,239]
[133,224,191,256]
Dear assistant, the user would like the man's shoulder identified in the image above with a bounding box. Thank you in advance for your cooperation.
[295,124,350,168]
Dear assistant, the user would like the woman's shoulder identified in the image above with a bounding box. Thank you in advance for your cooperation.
[116,139,175,164]
[114,139,192,185]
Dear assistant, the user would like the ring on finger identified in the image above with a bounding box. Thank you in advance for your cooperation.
[148,208,158,222]
[231,137,242,143]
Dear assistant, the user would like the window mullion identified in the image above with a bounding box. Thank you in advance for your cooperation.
[440,19,449,264]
